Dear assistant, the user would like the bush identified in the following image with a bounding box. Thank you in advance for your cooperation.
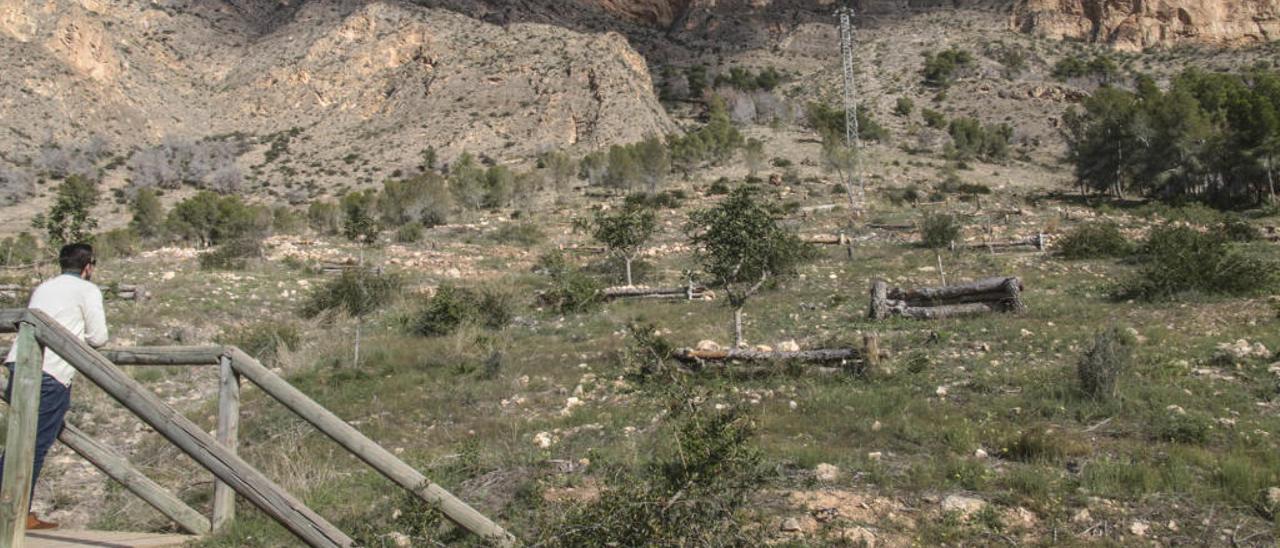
[1148,410,1212,444]
[921,213,961,249]
[706,178,732,195]
[1118,225,1276,300]
[0,233,39,266]
[805,102,889,142]
[488,222,545,247]
[1217,216,1259,242]
[300,270,402,320]
[536,251,602,314]
[534,391,764,546]
[1056,222,1132,259]
[407,284,515,337]
[894,96,915,117]
[167,191,269,247]
[395,222,424,243]
[922,109,947,129]
[94,228,140,260]
[199,238,262,271]
[1078,327,1134,400]
[220,321,300,366]
[922,47,974,88]
[307,201,341,235]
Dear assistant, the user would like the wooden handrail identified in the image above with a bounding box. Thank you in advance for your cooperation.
[0,310,516,546]
[0,346,224,366]
[225,348,516,546]
[16,309,353,547]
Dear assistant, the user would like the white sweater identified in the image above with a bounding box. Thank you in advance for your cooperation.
[5,274,109,386]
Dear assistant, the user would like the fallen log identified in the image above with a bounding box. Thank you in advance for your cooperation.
[870,277,1025,320]
[602,284,713,301]
[800,233,851,245]
[674,348,860,363]
[797,204,840,215]
[320,261,383,275]
[0,284,148,301]
[865,222,915,232]
[950,233,1045,253]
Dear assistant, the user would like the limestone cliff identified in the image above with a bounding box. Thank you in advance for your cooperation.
[1012,0,1280,51]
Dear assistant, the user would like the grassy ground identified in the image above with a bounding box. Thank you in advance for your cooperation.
[41,165,1277,547]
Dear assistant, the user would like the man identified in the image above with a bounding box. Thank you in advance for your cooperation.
[0,243,108,530]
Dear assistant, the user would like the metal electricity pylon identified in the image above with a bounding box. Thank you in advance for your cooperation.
[836,3,864,216]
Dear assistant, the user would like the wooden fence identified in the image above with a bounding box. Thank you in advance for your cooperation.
[0,309,515,547]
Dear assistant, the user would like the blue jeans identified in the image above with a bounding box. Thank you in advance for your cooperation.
[0,364,72,508]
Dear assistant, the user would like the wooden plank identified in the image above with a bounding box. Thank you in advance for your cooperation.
[0,347,223,367]
[0,398,208,535]
[55,423,211,536]
[0,309,25,333]
[0,323,42,548]
[24,310,352,548]
[25,529,196,547]
[225,348,516,547]
[212,354,239,532]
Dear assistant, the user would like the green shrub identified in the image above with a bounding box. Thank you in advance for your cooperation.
[1217,216,1260,242]
[706,178,732,195]
[407,284,514,337]
[922,47,974,88]
[488,222,545,247]
[535,392,764,546]
[168,191,269,247]
[300,270,402,320]
[894,96,915,117]
[94,228,139,260]
[0,233,39,266]
[1148,410,1212,444]
[922,109,947,129]
[1056,222,1132,259]
[199,238,262,271]
[1118,225,1276,300]
[536,251,602,314]
[307,201,340,235]
[921,213,961,249]
[394,222,424,243]
[1078,326,1134,399]
[220,321,300,366]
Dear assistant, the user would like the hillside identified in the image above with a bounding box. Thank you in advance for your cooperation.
[2,0,1280,546]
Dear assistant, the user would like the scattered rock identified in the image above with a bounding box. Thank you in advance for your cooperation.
[1268,487,1280,506]
[867,451,882,461]
[815,463,841,482]
[871,420,882,432]
[387,532,412,548]
[974,448,988,459]
[779,339,801,352]
[755,344,774,352]
[533,431,556,448]
[935,386,948,397]
[780,517,803,532]
[1130,520,1149,537]
[696,340,721,352]
[941,494,986,517]
[840,526,876,546]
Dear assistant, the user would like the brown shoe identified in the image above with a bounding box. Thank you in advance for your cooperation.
[26,513,57,530]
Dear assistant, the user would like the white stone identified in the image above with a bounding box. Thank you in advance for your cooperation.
[789,400,798,411]
[936,386,949,397]
[1129,521,1149,537]
[695,340,721,352]
[779,339,801,352]
[815,463,841,482]
[871,420,882,432]
[974,448,988,459]
[867,451,882,461]
[388,532,412,547]
[755,344,774,352]
[780,517,803,532]
[941,494,985,517]
[533,432,555,448]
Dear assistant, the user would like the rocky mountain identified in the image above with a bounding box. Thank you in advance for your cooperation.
[0,0,675,200]
[1011,0,1280,51]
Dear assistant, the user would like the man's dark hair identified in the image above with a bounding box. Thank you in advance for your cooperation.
[59,243,95,272]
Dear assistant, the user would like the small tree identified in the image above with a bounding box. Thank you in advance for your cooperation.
[36,175,99,247]
[543,150,578,196]
[129,187,165,240]
[688,186,808,347]
[636,136,670,195]
[820,132,862,218]
[1078,327,1133,400]
[592,203,657,286]
[300,270,400,368]
[921,212,961,285]
[742,138,766,178]
[340,190,380,251]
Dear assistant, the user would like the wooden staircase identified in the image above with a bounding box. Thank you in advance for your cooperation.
[0,309,515,547]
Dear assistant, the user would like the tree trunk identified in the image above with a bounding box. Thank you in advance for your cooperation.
[935,251,947,286]
[625,257,633,287]
[733,307,744,348]
[353,320,362,369]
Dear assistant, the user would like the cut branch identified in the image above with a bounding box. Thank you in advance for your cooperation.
[870,277,1026,320]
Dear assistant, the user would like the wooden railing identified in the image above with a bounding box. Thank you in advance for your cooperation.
[0,309,515,547]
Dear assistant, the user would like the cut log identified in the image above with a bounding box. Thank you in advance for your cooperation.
[673,348,860,363]
[800,233,850,245]
[797,204,840,214]
[865,222,915,231]
[870,277,1025,320]
[602,285,713,301]
[949,233,1045,252]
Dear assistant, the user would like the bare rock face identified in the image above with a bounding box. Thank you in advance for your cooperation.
[1012,0,1280,51]
[0,0,674,193]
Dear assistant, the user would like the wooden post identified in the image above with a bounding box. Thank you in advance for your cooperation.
[56,422,211,535]
[863,332,881,377]
[225,348,516,547]
[212,354,239,532]
[0,322,41,547]
[25,311,353,548]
